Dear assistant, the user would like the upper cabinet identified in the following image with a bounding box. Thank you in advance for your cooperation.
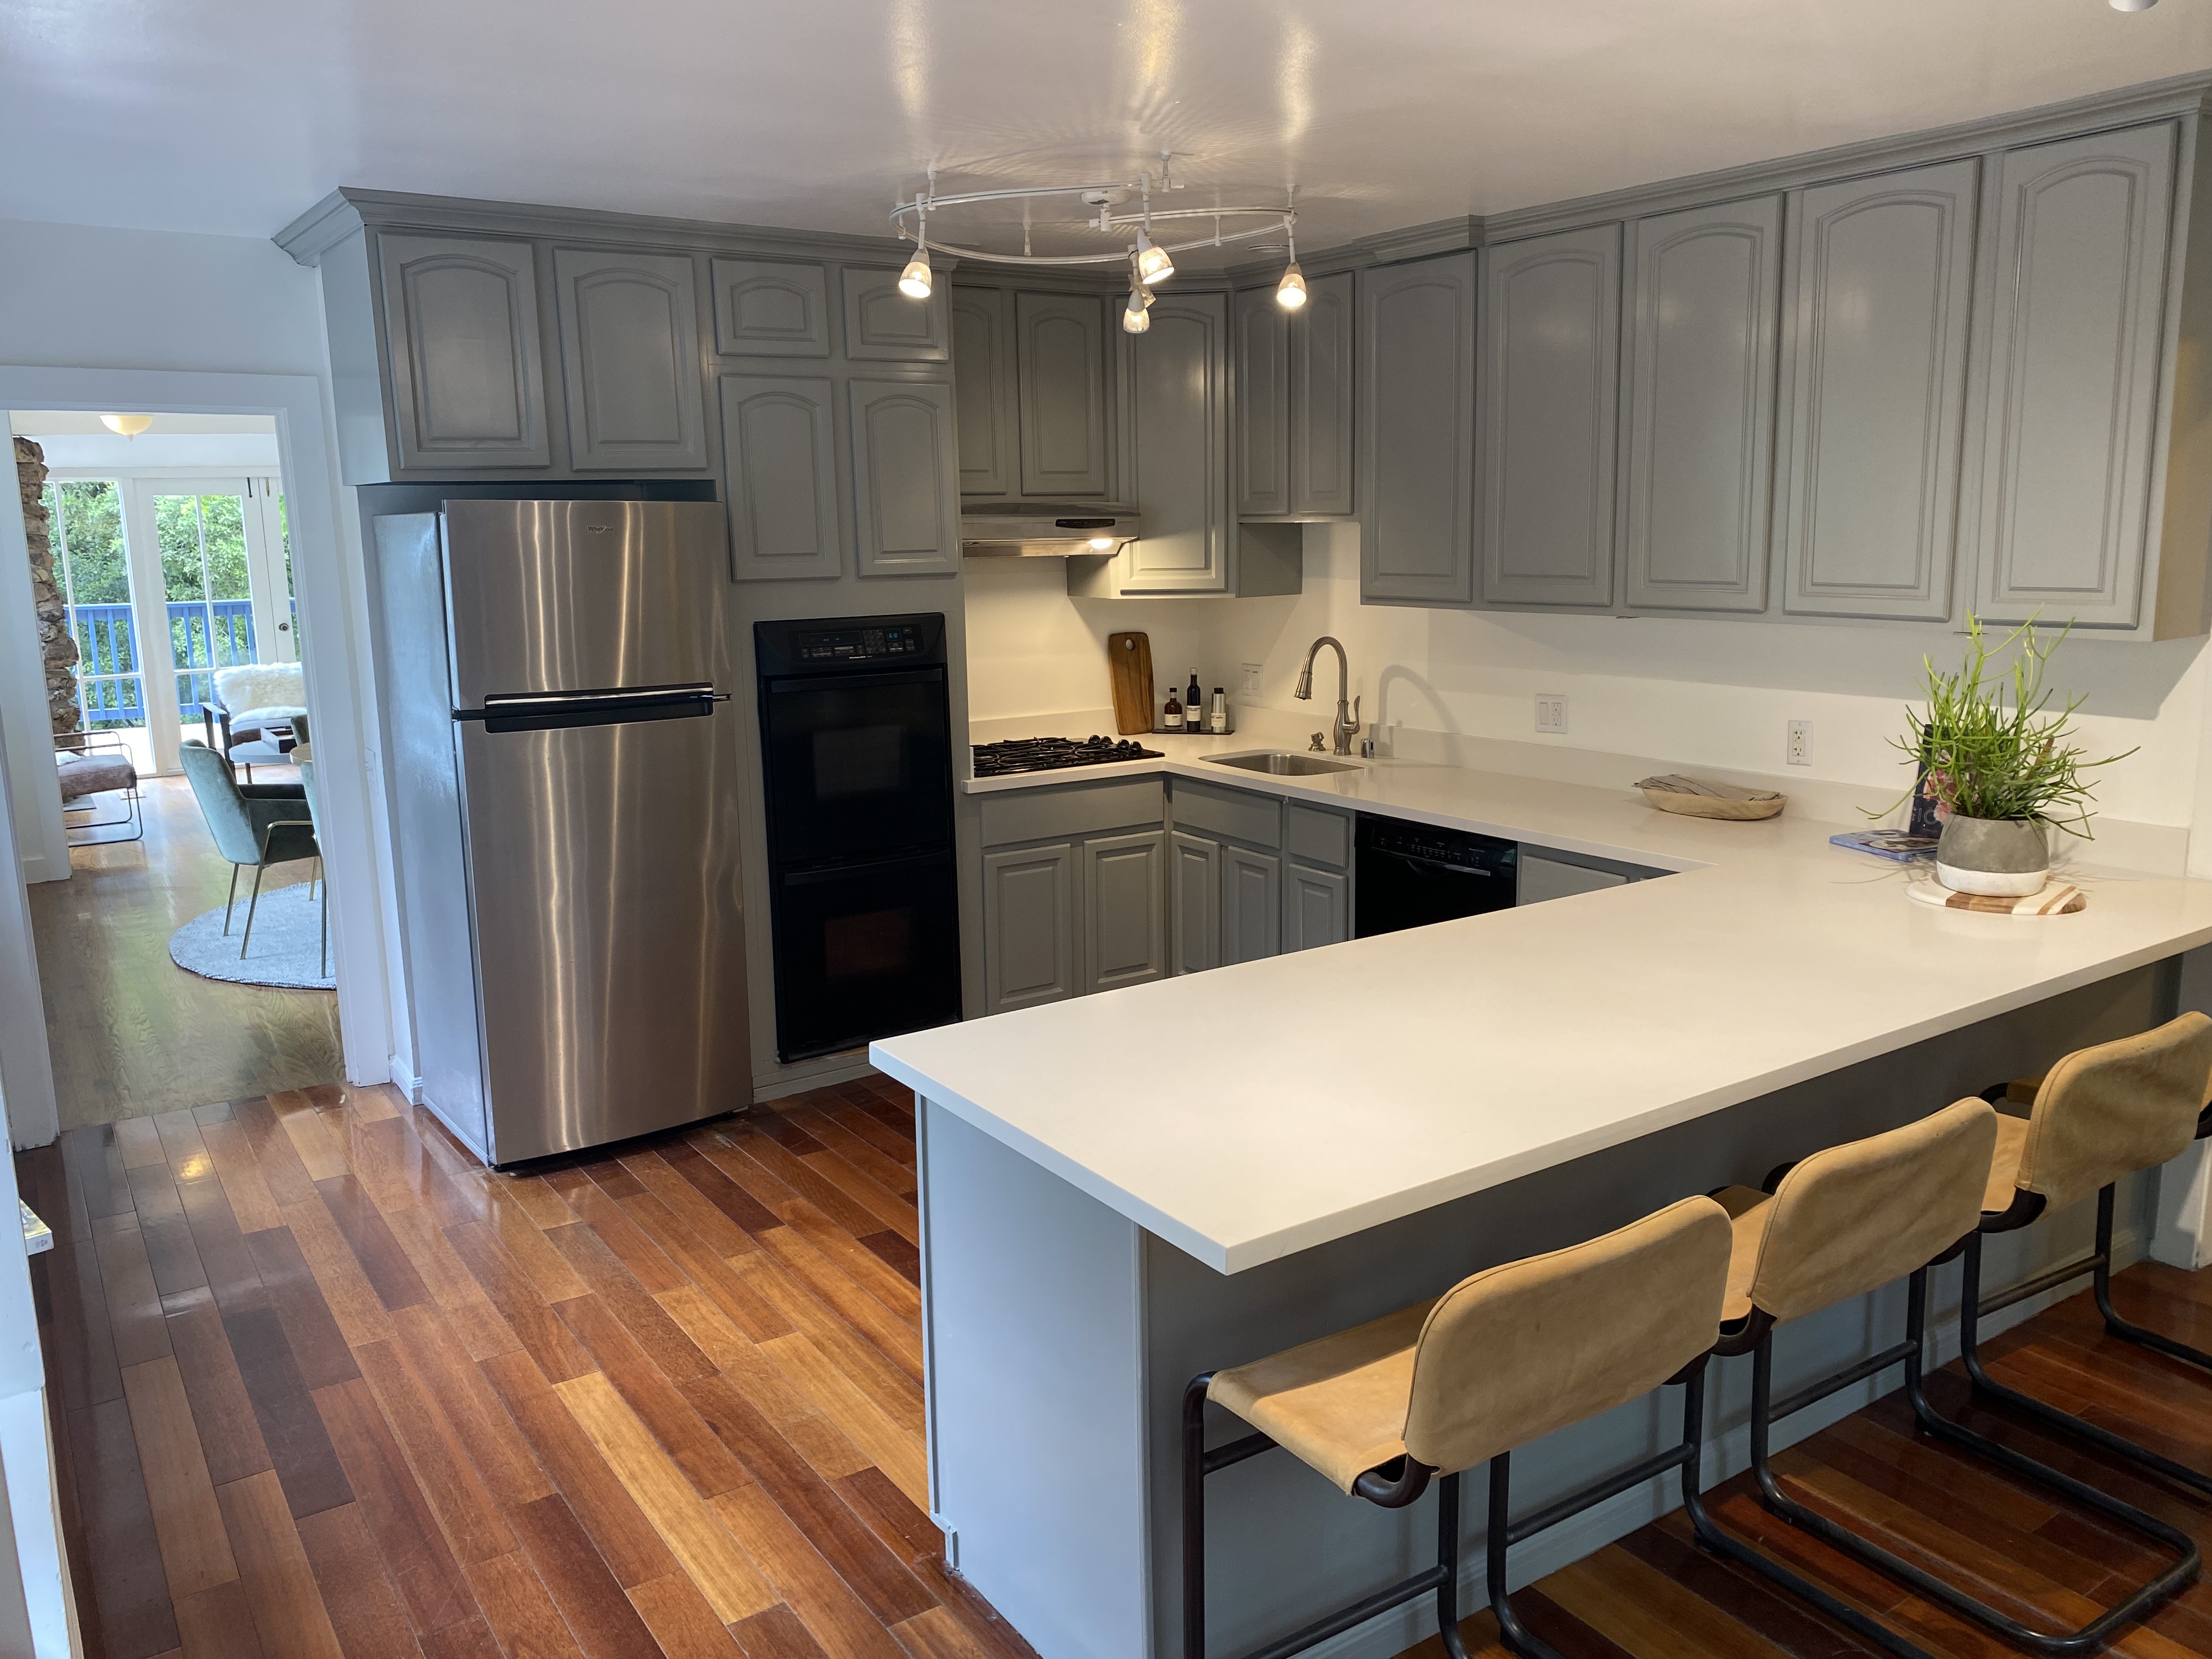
[553,248,708,471]
[1973,124,2177,630]
[1115,294,1231,592]
[951,286,1016,495]
[1623,196,1782,614]
[1481,224,1622,608]
[1233,287,1291,517]
[1016,293,1113,496]
[1776,159,1979,622]
[1234,271,1356,521]
[720,374,842,583]
[842,265,950,360]
[1360,252,1477,605]
[849,379,962,576]
[376,233,552,473]
[710,257,832,357]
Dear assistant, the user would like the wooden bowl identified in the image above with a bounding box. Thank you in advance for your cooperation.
[1640,787,1786,821]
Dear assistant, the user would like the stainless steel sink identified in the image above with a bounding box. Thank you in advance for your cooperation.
[1201,750,1366,776]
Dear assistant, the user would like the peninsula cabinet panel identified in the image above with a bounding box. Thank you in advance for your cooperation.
[1974,123,2178,630]
[951,286,1015,495]
[376,233,551,471]
[1016,292,1112,498]
[1234,286,1291,517]
[1624,196,1782,613]
[1219,844,1282,966]
[983,843,1077,1014]
[842,266,950,361]
[1282,862,1349,953]
[554,249,707,471]
[848,379,961,576]
[1118,295,1232,593]
[710,257,831,357]
[1360,252,1476,605]
[1778,159,1979,621]
[719,375,842,583]
[1081,830,1167,994]
[1481,223,1622,609]
[1170,831,1222,976]
[1291,270,1357,517]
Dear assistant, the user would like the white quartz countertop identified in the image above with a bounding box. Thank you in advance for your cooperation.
[874,737,2212,1274]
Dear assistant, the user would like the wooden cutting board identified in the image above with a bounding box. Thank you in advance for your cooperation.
[1107,632,1154,735]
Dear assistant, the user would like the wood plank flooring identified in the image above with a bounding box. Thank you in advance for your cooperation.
[26,1072,2212,1659]
[30,773,343,1132]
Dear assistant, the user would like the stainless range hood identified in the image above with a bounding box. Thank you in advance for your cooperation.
[961,503,1142,557]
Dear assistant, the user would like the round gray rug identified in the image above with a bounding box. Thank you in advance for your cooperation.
[169,882,334,990]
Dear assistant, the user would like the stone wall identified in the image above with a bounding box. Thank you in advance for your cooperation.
[13,437,80,735]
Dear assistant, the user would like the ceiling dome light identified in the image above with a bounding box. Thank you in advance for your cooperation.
[2111,0,2159,10]
[1123,285,1152,334]
[898,255,933,300]
[1135,230,1174,286]
[1277,262,1307,309]
[99,414,153,437]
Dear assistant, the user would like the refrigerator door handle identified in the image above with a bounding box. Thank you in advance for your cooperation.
[455,682,726,734]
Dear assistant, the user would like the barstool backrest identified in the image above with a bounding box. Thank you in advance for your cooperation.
[1401,1196,1731,1478]
[1746,1100,1994,1324]
[2014,1012,2212,1212]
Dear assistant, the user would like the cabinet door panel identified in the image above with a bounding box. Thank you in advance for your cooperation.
[983,844,1076,1013]
[1235,287,1290,517]
[1975,123,2176,629]
[1218,845,1281,966]
[1282,863,1349,953]
[1121,295,1231,592]
[849,379,961,575]
[842,266,950,361]
[1291,271,1357,517]
[1779,159,1978,620]
[1482,224,1622,608]
[951,286,1015,495]
[711,257,831,357]
[1361,253,1476,603]
[1017,293,1111,496]
[1082,830,1166,993]
[1625,197,1782,612]
[1170,832,1221,976]
[720,375,842,583]
[377,233,551,470]
[554,249,708,470]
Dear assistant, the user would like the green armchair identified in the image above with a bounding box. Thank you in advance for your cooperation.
[178,740,321,959]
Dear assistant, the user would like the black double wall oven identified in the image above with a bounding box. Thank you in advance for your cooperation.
[755,614,962,1062]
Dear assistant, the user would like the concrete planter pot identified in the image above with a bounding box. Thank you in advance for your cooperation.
[1936,815,2051,896]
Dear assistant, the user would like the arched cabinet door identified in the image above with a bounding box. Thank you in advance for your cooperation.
[721,375,843,582]
[849,379,961,575]
[1973,122,2177,630]
[1017,292,1111,497]
[711,257,831,357]
[376,233,551,470]
[554,249,708,471]
[1359,252,1476,604]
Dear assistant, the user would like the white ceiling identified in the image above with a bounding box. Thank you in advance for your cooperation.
[4,0,2210,259]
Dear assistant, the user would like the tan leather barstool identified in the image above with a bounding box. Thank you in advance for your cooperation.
[1182,1197,1733,1659]
[1948,1012,2212,1497]
[1694,1099,2198,1657]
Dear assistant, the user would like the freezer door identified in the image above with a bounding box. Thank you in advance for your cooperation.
[442,499,725,707]
[456,707,749,1163]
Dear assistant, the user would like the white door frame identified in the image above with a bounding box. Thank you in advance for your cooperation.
[0,365,393,1089]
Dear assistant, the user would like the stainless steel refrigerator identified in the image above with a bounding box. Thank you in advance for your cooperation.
[374,499,749,1165]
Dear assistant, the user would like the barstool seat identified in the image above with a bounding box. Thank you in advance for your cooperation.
[1206,1301,1433,1493]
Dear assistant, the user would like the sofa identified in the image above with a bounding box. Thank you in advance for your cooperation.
[199,662,308,778]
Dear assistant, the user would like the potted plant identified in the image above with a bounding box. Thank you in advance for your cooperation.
[1887,614,2132,896]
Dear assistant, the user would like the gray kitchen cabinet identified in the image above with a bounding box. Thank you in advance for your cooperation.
[951,286,1016,495]
[842,265,950,361]
[1361,252,1476,605]
[1974,123,2177,629]
[1282,863,1350,953]
[375,233,551,471]
[1518,852,1628,905]
[1481,224,1622,609]
[710,257,831,357]
[553,248,708,471]
[1081,830,1168,993]
[1234,286,1291,516]
[720,375,842,582]
[1778,159,1979,622]
[1116,294,1233,593]
[848,379,961,576]
[1170,831,1222,976]
[1236,271,1356,521]
[1220,843,1282,965]
[983,842,1079,1013]
[1017,292,1112,497]
[1624,197,1783,613]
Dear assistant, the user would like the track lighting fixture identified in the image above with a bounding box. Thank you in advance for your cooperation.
[899,205,933,298]
[1276,225,1306,309]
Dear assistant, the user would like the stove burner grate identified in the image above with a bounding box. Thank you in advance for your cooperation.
[973,735,1165,778]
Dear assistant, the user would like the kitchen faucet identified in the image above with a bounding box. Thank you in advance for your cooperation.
[1294,636,1362,757]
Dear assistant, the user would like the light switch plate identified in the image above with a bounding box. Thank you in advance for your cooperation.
[1534,693,1568,735]
[1240,662,1264,696]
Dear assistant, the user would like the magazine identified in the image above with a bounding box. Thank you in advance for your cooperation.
[1830,830,1939,862]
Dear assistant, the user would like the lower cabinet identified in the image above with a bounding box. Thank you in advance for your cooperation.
[1082,830,1168,992]
[981,843,1078,1013]
[1220,844,1282,965]
[1167,781,1351,970]
[1283,862,1351,952]
[978,781,1169,1014]
[1170,832,1222,975]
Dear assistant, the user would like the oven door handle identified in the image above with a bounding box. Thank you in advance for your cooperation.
[1365,847,1500,879]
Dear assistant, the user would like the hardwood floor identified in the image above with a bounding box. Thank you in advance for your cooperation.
[24,1071,2212,1659]
[30,774,344,1131]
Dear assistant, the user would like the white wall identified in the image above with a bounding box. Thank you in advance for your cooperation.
[964,523,2212,869]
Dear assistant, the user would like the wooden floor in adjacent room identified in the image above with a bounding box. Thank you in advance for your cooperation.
[25,1073,2212,1659]
[30,772,343,1133]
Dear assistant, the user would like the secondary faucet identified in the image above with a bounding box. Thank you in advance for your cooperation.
[1294,636,1362,757]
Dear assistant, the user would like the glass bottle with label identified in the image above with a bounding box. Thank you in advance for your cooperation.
[1209,689,1227,734]
[1186,670,1203,728]
[1164,688,1183,731]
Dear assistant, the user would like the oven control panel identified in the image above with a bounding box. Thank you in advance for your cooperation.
[755,613,947,677]
[793,623,924,664]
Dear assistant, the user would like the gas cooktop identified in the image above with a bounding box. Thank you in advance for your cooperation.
[973,736,1165,778]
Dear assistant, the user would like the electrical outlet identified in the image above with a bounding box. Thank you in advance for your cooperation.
[1534,693,1568,735]
[1240,662,1264,697]
[1787,719,1813,767]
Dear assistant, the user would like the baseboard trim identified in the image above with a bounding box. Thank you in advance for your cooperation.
[386,1057,425,1105]
[753,1050,878,1103]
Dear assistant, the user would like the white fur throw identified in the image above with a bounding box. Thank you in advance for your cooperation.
[212,662,304,716]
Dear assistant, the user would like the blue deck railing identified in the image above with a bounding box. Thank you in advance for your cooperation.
[69,599,261,729]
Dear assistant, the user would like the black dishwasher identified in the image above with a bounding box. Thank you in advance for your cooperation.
[1353,815,1520,938]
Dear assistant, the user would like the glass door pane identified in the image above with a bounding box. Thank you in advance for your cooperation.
[154,490,256,719]
[43,479,146,733]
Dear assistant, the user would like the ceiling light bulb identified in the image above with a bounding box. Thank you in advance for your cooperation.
[1088,535,1114,550]
[1123,287,1152,334]
[99,414,153,437]
[898,255,933,300]
[2111,0,2158,10]
[1277,262,1307,309]
[1135,233,1174,286]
